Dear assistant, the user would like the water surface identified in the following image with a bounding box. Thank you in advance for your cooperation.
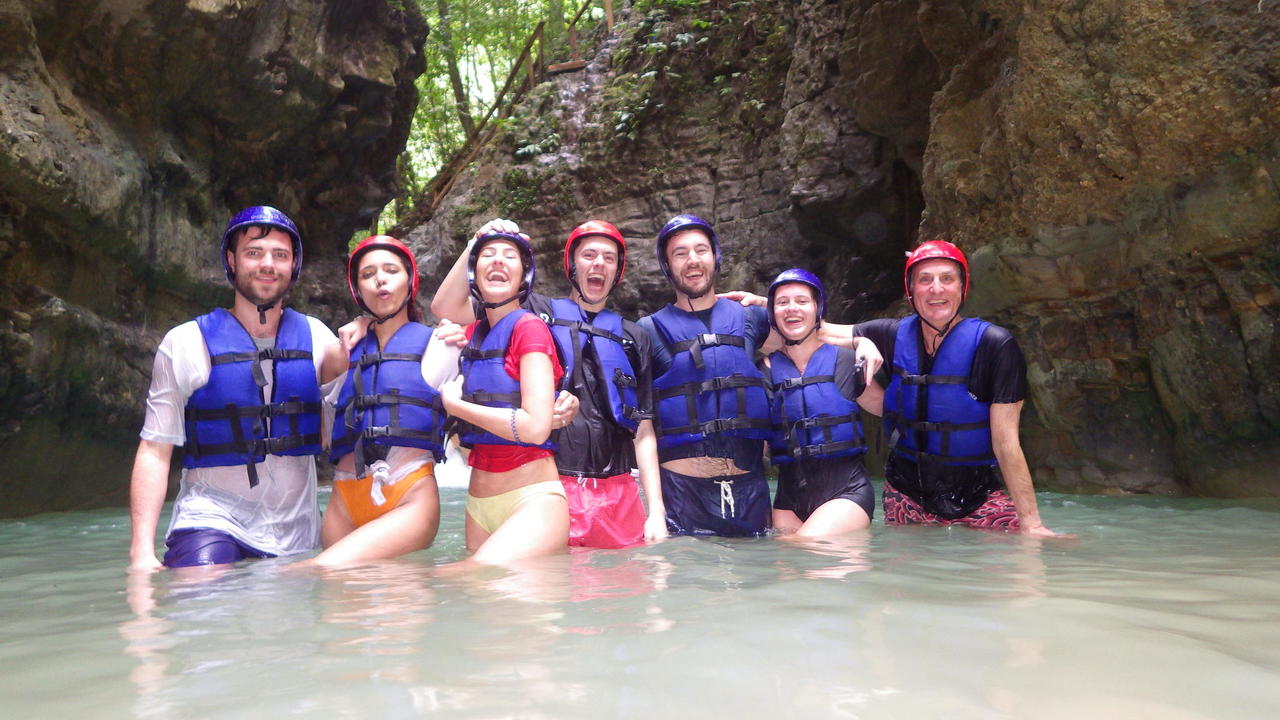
[2,488,1278,718]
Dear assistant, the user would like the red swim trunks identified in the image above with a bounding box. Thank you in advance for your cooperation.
[881,479,1021,530]
[561,473,646,549]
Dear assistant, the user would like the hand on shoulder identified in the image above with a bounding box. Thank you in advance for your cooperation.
[338,315,374,350]
[717,290,766,307]
[434,319,468,347]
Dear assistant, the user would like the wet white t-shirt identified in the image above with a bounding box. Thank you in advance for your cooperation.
[141,314,339,557]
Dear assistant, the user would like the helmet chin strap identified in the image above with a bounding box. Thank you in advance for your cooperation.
[911,293,963,353]
[481,293,521,310]
[571,274,613,306]
[255,300,276,326]
[370,296,411,325]
[568,270,591,305]
[783,322,819,346]
[679,281,713,311]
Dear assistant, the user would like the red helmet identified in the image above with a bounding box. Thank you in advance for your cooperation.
[347,235,419,315]
[563,220,626,290]
[904,240,970,299]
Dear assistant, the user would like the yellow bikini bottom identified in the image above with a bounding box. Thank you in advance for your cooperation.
[333,463,435,528]
[466,480,567,534]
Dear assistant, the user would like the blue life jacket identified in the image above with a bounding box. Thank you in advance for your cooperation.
[183,308,323,486]
[883,315,995,466]
[547,298,640,435]
[650,299,772,449]
[767,344,866,462]
[330,322,447,467]
[459,309,557,450]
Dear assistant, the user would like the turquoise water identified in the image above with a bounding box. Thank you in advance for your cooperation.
[3,487,1279,719]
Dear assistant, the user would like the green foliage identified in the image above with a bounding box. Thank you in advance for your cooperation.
[388,0,601,228]
[499,168,542,215]
[383,0,791,227]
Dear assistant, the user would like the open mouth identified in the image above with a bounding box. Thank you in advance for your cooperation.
[781,315,810,335]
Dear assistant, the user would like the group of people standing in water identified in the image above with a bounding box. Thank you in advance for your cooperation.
[127,205,1062,574]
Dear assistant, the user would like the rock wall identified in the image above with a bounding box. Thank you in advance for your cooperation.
[918,0,1280,495]
[404,0,1279,496]
[0,0,425,516]
[403,1,922,328]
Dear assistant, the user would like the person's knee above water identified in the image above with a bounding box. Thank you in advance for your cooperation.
[127,206,348,571]
[314,235,458,566]
[829,238,1063,537]
[635,213,775,538]
[440,230,570,563]
[765,269,877,537]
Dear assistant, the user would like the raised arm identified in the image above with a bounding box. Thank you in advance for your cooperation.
[429,237,478,325]
[430,218,525,324]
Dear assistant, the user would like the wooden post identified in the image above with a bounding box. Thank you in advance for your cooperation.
[604,0,614,29]
[537,24,545,82]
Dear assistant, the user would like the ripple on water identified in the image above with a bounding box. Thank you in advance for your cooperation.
[3,492,1280,717]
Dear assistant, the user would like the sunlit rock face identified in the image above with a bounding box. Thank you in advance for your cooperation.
[0,0,425,516]
[407,0,1279,496]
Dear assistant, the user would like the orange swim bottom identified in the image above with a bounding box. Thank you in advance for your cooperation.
[333,463,435,528]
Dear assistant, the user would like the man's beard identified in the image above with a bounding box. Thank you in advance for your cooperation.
[235,273,289,310]
[673,269,714,300]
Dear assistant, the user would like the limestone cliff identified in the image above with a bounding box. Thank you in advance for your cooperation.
[0,0,425,515]
[403,0,1279,497]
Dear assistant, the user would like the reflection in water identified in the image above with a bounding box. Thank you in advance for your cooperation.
[775,530,873,580]
[120,572,176,717]
[23,494,1280,717]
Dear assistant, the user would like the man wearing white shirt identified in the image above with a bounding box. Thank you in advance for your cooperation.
[128,206,347,571]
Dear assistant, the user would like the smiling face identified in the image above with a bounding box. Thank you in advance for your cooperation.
[474,238,526,303]
[665,229,716,298]
[356,248,410,318]
[772,282,819,342]
[909,257,964,327]
[572,237,620,306]
[227,227,294,307]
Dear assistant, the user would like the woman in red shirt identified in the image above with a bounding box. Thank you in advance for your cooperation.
[440,232,569,563]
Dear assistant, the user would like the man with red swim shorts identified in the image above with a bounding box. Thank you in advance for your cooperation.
[431,219,666,549]
[827,238,1064,537]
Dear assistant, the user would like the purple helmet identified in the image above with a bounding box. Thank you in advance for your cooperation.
[767,268,827,331]
[656,213,721,284]
[220,206,303,284]
[468,232,536,304]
